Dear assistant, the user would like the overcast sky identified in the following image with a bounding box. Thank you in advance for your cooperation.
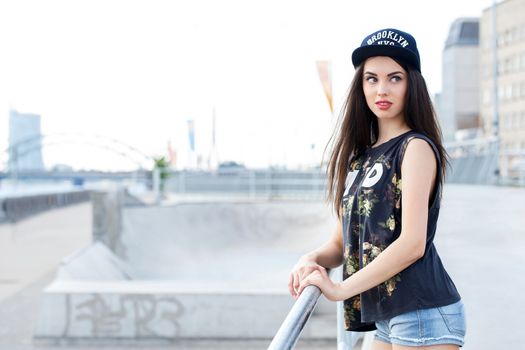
[0,0,497,171]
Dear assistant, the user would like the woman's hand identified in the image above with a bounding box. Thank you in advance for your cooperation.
[296,266,342,302]
[288,255,326,300]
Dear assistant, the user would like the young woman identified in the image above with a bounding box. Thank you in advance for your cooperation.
[288,28,467,349]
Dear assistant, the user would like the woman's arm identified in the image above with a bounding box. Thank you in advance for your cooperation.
[333,138,437,301]
[297,138,437,301]
[302,209,344,269]
[289,209,344,299]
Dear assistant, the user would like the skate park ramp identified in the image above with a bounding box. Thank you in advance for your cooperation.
[120,202,336,284]
[34,197,339,340]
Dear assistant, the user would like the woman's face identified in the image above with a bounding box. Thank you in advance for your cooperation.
[362,56,408,122]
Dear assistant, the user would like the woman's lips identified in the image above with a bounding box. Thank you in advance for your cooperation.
[376,101,392,110]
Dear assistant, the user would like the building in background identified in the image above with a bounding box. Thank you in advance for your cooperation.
[438,17,481,142]
[480,0,525,177]
[8,109,45,172]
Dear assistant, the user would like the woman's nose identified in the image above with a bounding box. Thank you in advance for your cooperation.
[377,82,388,96]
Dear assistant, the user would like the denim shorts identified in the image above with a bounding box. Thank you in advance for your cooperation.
[374,299,467,347]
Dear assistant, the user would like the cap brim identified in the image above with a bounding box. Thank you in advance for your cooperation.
[351,45,420,72]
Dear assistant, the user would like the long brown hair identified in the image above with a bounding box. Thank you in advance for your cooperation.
[322,60,450,218]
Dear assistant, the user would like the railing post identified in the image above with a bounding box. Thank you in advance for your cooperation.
[178,171,186,194]
[335,265,356,350]
[266,169,271,198]
[153,167,161,204]
[249,170,256,199]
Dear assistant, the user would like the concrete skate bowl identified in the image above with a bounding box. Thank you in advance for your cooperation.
[35,200,339,342]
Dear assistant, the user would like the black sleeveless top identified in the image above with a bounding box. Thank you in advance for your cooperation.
[341,130,461,332]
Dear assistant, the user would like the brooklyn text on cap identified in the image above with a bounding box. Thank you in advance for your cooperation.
[351,28,421,72]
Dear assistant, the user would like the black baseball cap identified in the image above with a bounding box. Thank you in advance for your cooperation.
[351,28,421,72]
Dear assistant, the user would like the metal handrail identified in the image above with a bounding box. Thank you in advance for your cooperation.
[268,267,363,350]
[267,284,323,350]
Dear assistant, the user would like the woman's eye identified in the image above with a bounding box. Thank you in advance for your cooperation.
[391,76,402,82]
[365,76,377,83]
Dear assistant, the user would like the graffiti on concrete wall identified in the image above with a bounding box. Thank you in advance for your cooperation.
[65,293,184,338]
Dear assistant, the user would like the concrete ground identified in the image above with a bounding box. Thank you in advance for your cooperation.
[0,203,92,301]
[0,184,524,349]
[436,184,525,350]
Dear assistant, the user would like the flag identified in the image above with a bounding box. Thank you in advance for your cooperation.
[187,120,195,152]
[167,140,177,167]
[316,60,333,114]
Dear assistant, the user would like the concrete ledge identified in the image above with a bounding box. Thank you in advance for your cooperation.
[34,281,335,339]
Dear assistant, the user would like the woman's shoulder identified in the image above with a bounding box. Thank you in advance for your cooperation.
[401,130,437,145]
[395,131,441,177]
[398,131,439,158]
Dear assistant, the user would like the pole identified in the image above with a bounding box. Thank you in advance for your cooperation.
[491,0,500,184]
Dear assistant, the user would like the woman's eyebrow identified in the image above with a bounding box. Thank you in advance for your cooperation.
[387,71,404,76]
[363,71,405,76]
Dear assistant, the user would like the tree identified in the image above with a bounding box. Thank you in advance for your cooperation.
[153,156,170,194]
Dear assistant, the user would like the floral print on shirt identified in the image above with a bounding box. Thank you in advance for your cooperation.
[341,132,461,331]
[341,150,403,330]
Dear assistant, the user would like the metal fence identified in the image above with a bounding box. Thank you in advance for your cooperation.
[445,137,525,186]
[162,145,524,200]
[0,190,91,223]
[164,168,328,199]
